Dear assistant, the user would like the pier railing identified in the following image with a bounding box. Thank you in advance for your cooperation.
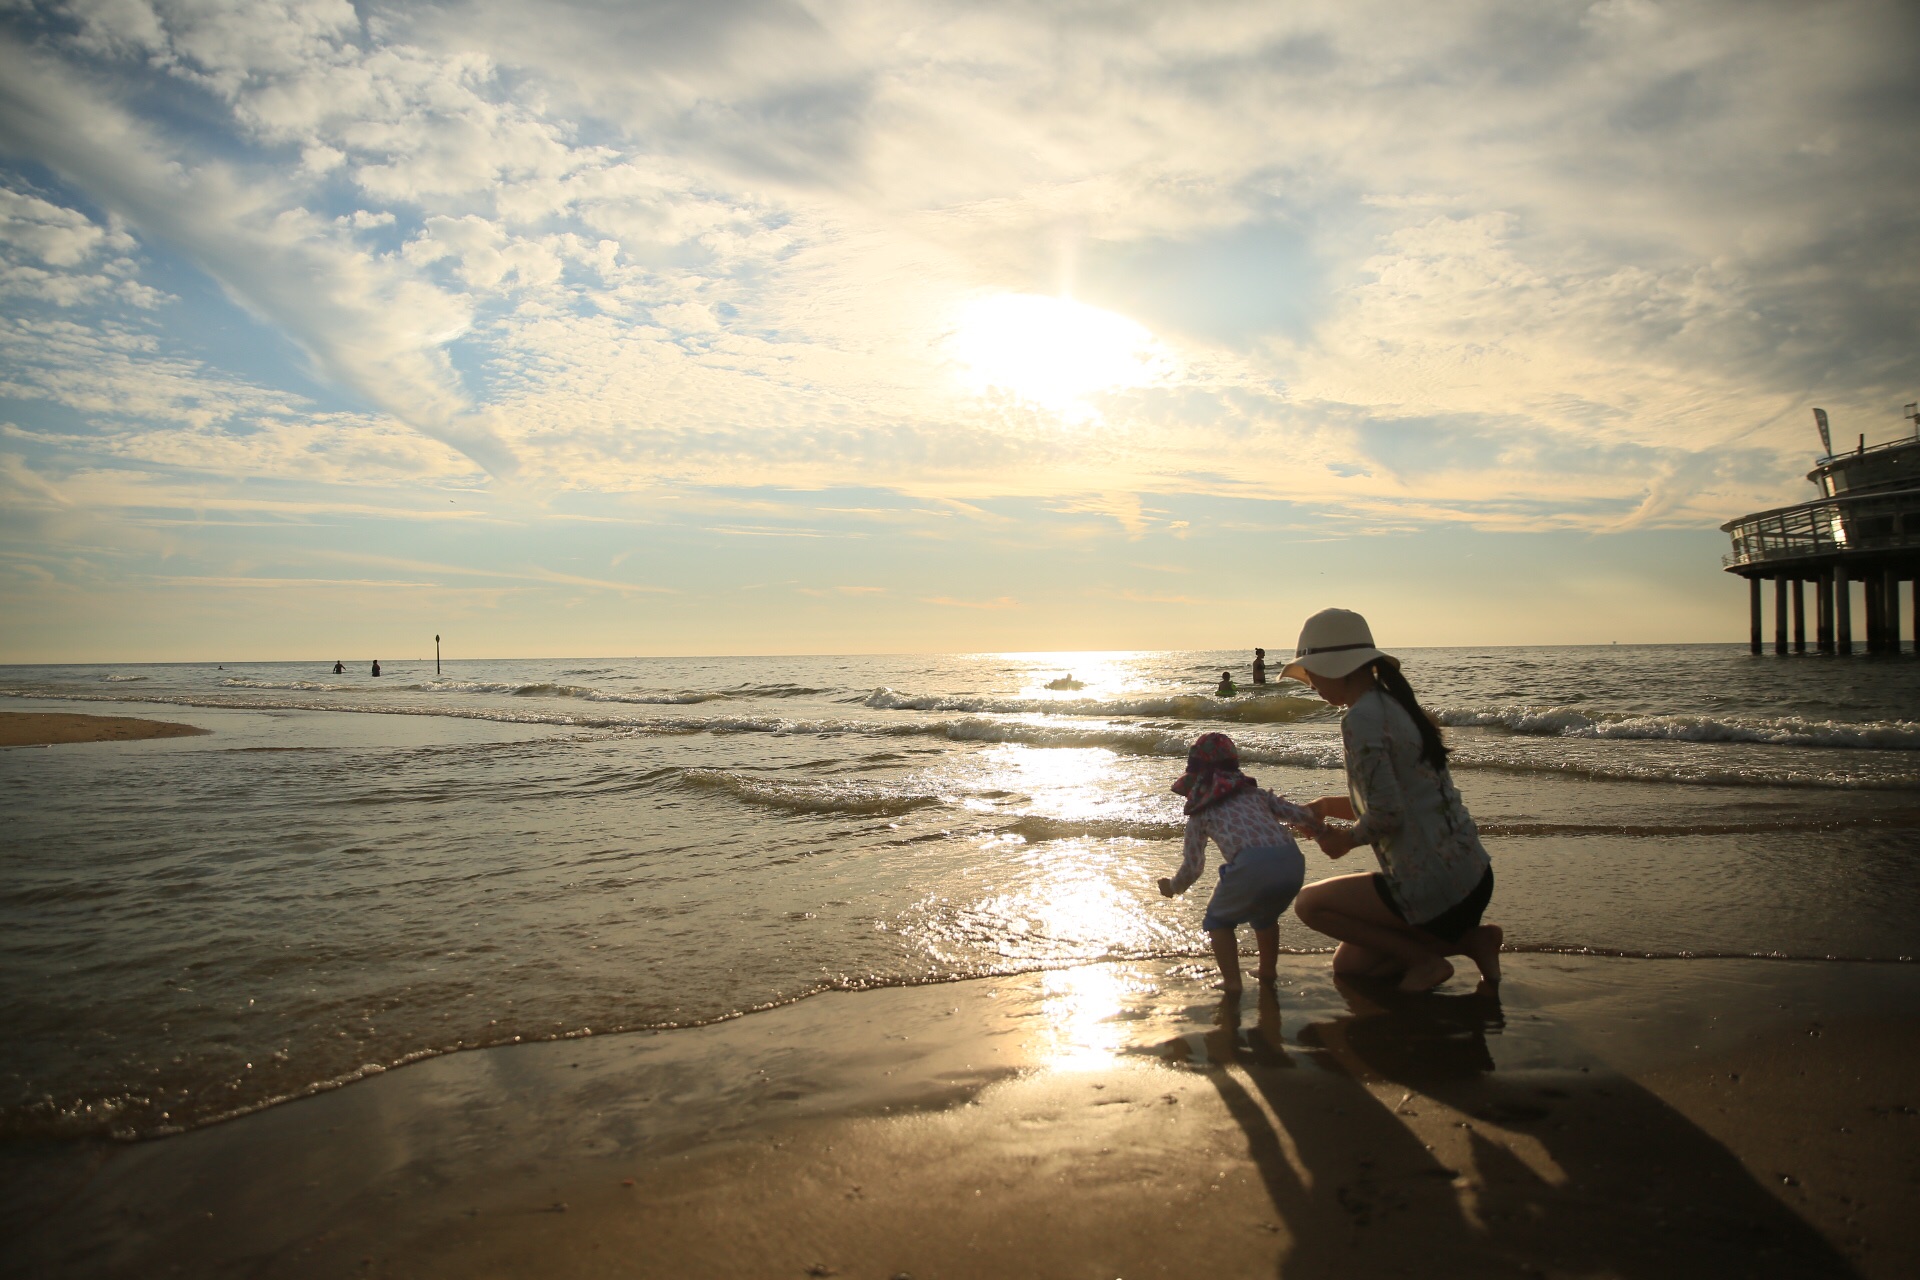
[1721,487,1920,569]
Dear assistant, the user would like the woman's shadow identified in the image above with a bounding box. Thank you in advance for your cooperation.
[1181,979,1857,1278]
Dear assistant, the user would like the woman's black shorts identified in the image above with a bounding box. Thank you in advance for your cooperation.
[1371,865,1494,945]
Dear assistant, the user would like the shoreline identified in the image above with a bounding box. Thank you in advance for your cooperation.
[6,953,1916,1278]
[0,710,210,747]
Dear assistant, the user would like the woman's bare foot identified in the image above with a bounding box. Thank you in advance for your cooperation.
[1396,954,1453,993]
[1255,968,1276,985]
[1217,979,1244,994]
[1463,924,1503,985]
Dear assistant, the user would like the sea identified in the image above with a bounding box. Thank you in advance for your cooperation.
[3,645,1918,1143]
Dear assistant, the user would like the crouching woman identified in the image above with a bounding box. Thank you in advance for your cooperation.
[1283,608,1502,993]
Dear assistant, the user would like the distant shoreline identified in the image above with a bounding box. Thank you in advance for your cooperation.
[0,711,210,747]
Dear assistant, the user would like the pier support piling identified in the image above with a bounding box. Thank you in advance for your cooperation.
[1865,571,1880,653]
[1791,578,1806,653]
[1817,571,1835,653]
[1837,566,1853,654]
[1774,577,1788,654]
[1749,577,1762,655]
[1892,576,1907,654]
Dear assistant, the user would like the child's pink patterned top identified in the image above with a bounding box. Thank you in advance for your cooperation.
[1167,787,1318,895]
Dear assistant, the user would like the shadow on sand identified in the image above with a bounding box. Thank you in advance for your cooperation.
[1172,978,1857,1279]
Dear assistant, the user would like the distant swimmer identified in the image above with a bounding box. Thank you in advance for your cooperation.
[1046,674,1085,691]
[371,659,382,678]
[332,660,345,674]
[1216,670,1237,697]
[1252,648,1267,685]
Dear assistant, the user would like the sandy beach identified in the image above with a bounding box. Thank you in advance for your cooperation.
[0,711,209,747]
[7,952,1914,1280]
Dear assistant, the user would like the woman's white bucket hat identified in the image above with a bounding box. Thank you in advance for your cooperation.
[1279,607,1399,682]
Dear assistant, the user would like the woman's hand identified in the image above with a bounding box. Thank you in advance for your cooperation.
[1308,795,1355,822]
[1315,826,1357,859]
[1157,877,1177,898]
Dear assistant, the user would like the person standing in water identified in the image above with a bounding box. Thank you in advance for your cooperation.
[1252,648,1267,685]
[333,660,345,674]
[370,659,382,677]
[1283,608,1501,993]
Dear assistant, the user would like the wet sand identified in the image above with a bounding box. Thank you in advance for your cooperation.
[0,711,209,746]
[5,954,1916,1279]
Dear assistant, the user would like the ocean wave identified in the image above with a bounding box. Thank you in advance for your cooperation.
[980,811,1917,845]
[865,686,1324,724]
[218,676,345,691]
[995,815,1186,843]
[101,674,147,682]
[1470,814,1916,838]
[8,687,1919,790]
[1440,705,1920,750]
[680,768,946,816]
[1504,945,1918,963]
[401,678,728,703]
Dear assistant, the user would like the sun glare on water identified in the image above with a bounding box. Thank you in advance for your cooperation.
[949,293,1172,416]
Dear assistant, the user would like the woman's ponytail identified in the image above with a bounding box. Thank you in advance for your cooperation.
[1372,660,1450,772]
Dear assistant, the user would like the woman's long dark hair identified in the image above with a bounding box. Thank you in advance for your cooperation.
[1371,659,1450,772]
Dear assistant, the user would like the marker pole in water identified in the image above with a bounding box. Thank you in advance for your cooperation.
[436,634,441,675]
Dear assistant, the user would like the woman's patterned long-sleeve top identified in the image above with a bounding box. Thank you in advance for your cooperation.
[1343,688,1490,923]
[1166,787,1317,896]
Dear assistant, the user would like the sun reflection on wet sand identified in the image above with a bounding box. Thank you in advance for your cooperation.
[1035,963,1153,1070]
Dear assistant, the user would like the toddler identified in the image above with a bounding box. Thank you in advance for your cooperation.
[1158,732,1319,991]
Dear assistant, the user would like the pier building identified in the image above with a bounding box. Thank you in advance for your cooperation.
[1722,404,1920,654]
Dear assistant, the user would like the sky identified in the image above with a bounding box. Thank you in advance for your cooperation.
[2,0,1917,662]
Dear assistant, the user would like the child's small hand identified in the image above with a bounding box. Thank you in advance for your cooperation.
[1157,877,1177,898]
[1316,826,1356,858]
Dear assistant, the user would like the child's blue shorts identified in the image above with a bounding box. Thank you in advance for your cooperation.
[1201,843,1306,932]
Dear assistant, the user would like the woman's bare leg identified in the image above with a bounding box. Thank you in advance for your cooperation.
[1295,873,1453,993]
[1331,940,1402,978]
[1209,927,1244,992]
[1254,926,1279,983]
[1457,923,1502,984]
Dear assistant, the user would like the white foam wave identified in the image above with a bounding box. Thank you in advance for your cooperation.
[406,678,728,704]
[1441,705,1920,750]
[680,769,944,816]
[101,674,147,682]
[218,676,345,692]
[8,687,1918,790]
[864,686,1323,723]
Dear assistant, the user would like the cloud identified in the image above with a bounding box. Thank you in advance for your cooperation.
[1,0,1916,656]
[0,34,514,474]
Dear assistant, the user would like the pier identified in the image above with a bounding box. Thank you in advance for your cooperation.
[1722,405,1920,654]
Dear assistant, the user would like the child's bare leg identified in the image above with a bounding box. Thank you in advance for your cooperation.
[1254,926,1279,983]
[1209,927,1244,992]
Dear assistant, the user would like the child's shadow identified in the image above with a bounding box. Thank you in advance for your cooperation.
[1186,979,1857,1278]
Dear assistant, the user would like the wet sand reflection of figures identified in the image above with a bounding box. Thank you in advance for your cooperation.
[1181,980,1857,1278]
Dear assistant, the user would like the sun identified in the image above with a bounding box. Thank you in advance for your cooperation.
[948,293,1172,416]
